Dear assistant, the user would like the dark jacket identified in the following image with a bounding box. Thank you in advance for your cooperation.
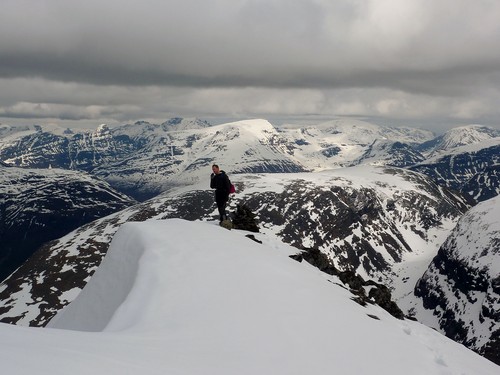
[210,171,230,202]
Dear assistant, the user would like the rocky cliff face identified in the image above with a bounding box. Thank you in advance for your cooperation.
[237,167,468,294]
[413,196,500,365]
[0,164,136,281]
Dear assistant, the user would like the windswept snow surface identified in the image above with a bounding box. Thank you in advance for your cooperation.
[1,220,498,374]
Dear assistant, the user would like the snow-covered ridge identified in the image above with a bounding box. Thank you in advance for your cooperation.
[21,219,493,374]
[420,137,500,164]
[280,118,434,145]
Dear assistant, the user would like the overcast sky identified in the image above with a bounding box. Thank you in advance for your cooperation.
[1,0,500,132]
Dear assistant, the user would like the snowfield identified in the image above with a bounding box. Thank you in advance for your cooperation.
[1,219,497,374]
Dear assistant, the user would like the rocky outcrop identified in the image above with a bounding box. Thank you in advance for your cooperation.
[290,247,405,320]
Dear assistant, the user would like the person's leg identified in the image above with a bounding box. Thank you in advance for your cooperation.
[216,199,226,222]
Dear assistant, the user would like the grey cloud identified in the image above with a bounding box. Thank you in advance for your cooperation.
[1,1,499,88]
[1,0,500,129]
[0,101,142,121]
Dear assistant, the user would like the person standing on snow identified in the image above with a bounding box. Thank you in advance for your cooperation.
[210,164,231,224]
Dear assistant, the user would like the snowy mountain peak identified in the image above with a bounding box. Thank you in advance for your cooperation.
[420,124,500,157]
[441,125,500,148]
[161,117,211,131]
[213,118,275,132]
[97,123,108,130]
[94,123,110,136]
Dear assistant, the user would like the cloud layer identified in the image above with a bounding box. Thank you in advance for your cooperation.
[1,0,500,131]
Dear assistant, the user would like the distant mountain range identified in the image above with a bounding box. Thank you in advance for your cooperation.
[2,119,499,204]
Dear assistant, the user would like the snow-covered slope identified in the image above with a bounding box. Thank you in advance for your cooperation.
[275,118,433,171]
[412,196,500,365]
[0,164,136,281]
[0,165,467,327]
[1,219,494,375]
[2,119,499,367]
[352,139,426,167]
[160,117,211,131]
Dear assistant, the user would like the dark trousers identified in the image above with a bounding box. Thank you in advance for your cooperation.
[215,193,228,222]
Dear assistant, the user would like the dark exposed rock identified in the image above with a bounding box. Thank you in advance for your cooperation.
[411,144,500,204]
[231,204,259,233]
[367,283,405,320]
[482,329,500,365]
[290,247,404,320]
[245,234,262,244]
[461,164,500,204]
